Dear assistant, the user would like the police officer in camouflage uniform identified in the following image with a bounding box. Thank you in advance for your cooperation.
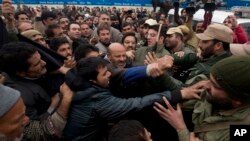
[154,55,250,141]
[165,27,198,82]
[168,24,233,86]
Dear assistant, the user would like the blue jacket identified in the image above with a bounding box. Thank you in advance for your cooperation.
[63,85,182,141]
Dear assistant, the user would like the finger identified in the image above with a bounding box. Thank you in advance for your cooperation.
[152,52,157,60]
[176,103,183,113]
[154,102,169,113]
[145,55,150,62]
[153,106,170,119]
[163,97,175,111]
[147,52,154,61]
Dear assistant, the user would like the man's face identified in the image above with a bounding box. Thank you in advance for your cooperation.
[142,25,150,38]
[165,34,179,50]
[18,14,29,22]
[131,13,136,19]
[25,51,47,78]
[223,17,233,29]
[44,17,56,26]
[59,17,69,30]
[108,46,127,69]
[85,18,93,27]
[123,35,136,51]
[205,75,234,110]
[19,22,33,33]
[68,24,81,39]
[122,25,133,34]
[32,34,48,47]
[99,14,111,26]
[93,66,111,88]
[80,24,91,37]
[98,29,111,44]
[196,22,204,33]
[198,40,215,59]
[93,17,99,25]
[52,27,64,38]
[125,17,133,24]
[147,29,158,47]
[76,16,84,24]
[0,98,29,139]
[57,43,72,58]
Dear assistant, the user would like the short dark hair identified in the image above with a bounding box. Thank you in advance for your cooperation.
[0,42,37,74]
[76,57,107,81]
[14,11,28,20]
[149,25,167,39]
[58,16,69,24]
[213,39,230,51]
[45,24,61,38]
[41,11,56,21]
[74,44,99,62]
[122,32,137,44]
[50,37,69,52]
[97,24,110,35]
[99,12,110,18]
[108,120,147,141]
[122,22,133,29]
[67,22,80,31]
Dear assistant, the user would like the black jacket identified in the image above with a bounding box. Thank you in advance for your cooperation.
[63,80,182,141]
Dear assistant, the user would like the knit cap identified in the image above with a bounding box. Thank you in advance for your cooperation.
[210,56,250,103]
[0,85,20,118]
[21,30,42,39]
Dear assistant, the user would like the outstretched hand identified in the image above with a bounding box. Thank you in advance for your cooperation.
[154,97,187,132]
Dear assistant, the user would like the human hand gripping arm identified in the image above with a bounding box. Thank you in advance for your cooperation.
[153,97,204,141]
[145,53,174,77]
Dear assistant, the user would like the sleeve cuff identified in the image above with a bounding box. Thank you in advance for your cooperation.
[177,128,190,141]
[170,90,182,104]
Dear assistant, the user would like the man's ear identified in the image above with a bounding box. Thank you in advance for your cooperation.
[214,42,223,52]
[159,36,165,42]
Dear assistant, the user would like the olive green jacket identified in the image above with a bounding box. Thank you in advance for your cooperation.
[133,44,170,66]
[179,97,250,141]
[185,51,231,85]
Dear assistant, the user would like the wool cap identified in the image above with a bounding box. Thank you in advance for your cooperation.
[178,25,190,35]
[0,85,20,118]
[21,29,42,39]
[166,27,183,36]
[196,23,233,43]
[210,56,250,103]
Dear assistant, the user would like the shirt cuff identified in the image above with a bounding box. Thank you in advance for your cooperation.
[177,128,190,141]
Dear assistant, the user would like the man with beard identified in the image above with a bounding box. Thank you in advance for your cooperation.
[165,27,198,82]
[95,24,112,55]
[169,23,233,86]
[154,55,250,141]
[93,12,123,43]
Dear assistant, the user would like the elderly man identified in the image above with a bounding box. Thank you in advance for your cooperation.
[21,29,48,48]
[0,83,73,141]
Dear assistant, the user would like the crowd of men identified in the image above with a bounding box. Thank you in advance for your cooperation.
[0,0,250,141]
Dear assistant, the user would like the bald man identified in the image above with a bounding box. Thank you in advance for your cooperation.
[18,22,34,33]
[107,43,128,69]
